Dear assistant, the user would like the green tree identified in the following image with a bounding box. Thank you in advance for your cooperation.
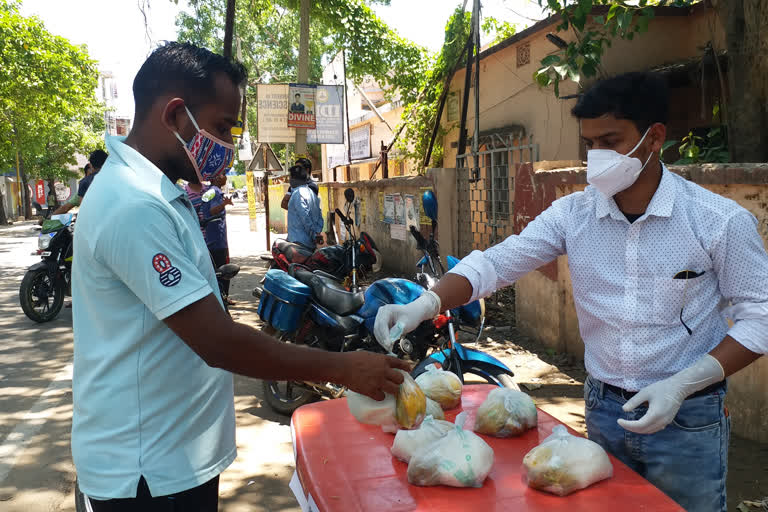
[0,0,104,220]
[531,0,767,162]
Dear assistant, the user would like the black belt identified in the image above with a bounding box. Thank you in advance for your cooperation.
[603,380,725,401]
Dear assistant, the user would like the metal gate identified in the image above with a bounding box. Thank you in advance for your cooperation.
[456,134,539,257]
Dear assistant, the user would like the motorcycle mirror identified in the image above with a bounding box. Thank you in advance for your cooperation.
[344,188,355,203]
[422,190,438,223]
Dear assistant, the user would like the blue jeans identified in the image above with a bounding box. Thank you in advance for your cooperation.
[584,375,730,512]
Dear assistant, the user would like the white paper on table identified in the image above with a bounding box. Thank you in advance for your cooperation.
[289,471,309,512]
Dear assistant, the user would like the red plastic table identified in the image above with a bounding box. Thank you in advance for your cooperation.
[289,384,685,512]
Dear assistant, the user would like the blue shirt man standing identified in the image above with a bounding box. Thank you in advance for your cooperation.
[286,162,323,250]
[71,41,409,511]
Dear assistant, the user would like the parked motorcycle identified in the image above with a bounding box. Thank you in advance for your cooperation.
[255,189,516,416]
[262,188,380,284]
[20,214,74,323]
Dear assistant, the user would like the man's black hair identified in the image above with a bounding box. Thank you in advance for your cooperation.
[289,164,307,181]
[132,41,247,119]
[572,72,669,133]
[294,93,300,98]
[295,157,312,172]
[89,149,108,169]
[83,164,90,176]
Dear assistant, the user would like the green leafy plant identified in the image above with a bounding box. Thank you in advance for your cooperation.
[482,16,517,46]
[533,0,695,96]
[0,1,105,219]
[662,104,729,165]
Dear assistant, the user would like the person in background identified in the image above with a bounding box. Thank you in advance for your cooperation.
[71,42,408,511]
[201,173,234,305]
[280,157,318,210]
[185,180,207,241]
[54,150,108,214]
[374,72,768,512]
[286,160,323,250]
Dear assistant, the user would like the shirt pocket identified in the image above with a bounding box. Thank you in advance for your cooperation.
[652,273,708,325]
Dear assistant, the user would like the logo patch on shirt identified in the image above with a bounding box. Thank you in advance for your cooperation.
[152,253,182,287]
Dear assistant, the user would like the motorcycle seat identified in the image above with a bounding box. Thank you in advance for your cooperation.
[291,268,365,316]
[274,239,314,259]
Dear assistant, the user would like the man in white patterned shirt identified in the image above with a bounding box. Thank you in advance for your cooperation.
[375,72,768,511]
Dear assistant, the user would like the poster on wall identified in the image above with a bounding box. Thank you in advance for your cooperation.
[288,84,317,129]
[349,125,371,160]
[390,224,407,241]
[307,85,344,144]
[404,194,418,230]
[392,194,405,225]
[257,84,296,142]
[383,194,394,224]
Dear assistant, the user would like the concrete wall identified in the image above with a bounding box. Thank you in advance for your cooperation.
[511,162,768,442]
[441,7,725,167]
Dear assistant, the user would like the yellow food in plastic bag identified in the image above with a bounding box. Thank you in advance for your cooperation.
[395,370,427,430]
[415,364,463,409]
[474,387,537,437]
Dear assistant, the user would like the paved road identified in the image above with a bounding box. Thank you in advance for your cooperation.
[0,205,301,511]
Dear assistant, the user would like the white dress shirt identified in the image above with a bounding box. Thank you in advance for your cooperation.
[450,167,768,391]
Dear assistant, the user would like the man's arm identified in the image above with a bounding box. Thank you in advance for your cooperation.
[373,196,571,347]
[53,197,80,215]
[164,294,411,399]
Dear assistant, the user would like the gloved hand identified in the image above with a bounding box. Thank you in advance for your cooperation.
[617,354,724,434]
[374,290,442,353]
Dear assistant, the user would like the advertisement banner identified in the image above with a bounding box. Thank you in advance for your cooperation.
[245,169,258,232]
[257,84,295,143]
[288,84,317,129]
[307,85,344,144]
[350,125,371,161]
[35,180,45,205]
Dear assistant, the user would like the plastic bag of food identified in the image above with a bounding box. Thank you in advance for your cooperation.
[395,370,427,430]
[425,397,445,420]
[407,412,494,488]
[346,370,426,433]
[391,415,454,463]
[523,425,613,496]
[474,387,537,437]
[415,364,463,409]
[346,391,398,432]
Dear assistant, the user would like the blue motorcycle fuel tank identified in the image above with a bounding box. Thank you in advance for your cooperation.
[356,278,425,333]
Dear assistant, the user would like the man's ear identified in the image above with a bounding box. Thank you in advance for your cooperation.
[649,122,667,153]
[160,98,188,136]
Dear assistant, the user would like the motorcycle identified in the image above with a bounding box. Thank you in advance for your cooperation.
[262,188,380,284]
[20,214,74,323]
[255,189,516,416]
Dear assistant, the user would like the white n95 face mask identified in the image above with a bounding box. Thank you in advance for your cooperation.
[586,126,654,198]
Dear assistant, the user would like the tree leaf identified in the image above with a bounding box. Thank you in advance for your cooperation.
[541,54,562,66]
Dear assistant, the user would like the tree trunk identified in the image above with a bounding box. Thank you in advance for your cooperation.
[294,0,310,156]
[715,0,768,162]
[18,154,32,218]
[48,179,58,208]
[0,187,8,225]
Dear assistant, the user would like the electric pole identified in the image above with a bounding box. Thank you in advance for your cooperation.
[295,0,310,156]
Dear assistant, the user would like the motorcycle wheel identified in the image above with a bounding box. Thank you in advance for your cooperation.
[262,380,314,416]
[412,356,519,390]
[19,267,65,323]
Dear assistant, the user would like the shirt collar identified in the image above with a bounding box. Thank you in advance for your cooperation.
[106,136,185,202]
[595,164,676,221]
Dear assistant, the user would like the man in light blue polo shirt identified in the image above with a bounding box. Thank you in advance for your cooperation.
[72,42,410,511]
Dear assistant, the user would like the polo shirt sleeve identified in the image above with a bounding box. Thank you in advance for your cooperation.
[95,199,215,320]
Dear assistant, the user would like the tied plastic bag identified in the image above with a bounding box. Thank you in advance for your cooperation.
[396,370,427,430]
[407,412,494,488]
[346,391,398,432]
[523,425,613,496]
[346,370,426,433]
[425,397,445,420]
[474,387,538,437]
[415,364,463,409]
[391,415,454,463]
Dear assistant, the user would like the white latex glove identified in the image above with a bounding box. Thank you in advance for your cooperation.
[617,354,725,435]
[373,291,441,353]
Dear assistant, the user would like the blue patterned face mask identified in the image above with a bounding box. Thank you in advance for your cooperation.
[174,105,235,183]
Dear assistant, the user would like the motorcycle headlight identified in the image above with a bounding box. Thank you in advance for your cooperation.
[38,233,53,250]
